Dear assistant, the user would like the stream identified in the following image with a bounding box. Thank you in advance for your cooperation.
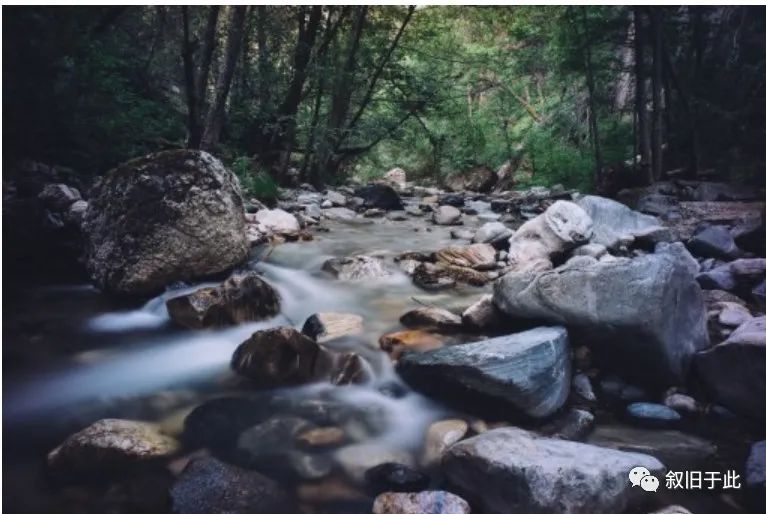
[2,206,752,513]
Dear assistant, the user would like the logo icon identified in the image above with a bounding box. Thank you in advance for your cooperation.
[629,466,659,492]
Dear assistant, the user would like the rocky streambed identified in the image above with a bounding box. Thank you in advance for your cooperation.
[3,150,765,514]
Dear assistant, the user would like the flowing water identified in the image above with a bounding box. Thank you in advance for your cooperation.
[2,205,753,513]
[3,212,492,512]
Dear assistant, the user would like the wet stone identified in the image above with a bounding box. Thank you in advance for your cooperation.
[364,462,430,496]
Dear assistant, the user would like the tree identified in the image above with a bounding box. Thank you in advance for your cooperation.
[201,6,248,150]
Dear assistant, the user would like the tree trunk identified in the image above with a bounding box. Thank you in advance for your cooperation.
[201,6,247,151]
[196,6,220,116]
[181,7,202,149]
[634,7,652,184]
[582,7,603,186]
[650,7,664,182]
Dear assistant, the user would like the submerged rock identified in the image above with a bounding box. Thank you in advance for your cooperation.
[443,427,663,514]
[302,312,364,343]
[397,326,571,419]
[83,150,249,295]
[494,245,709,387]
[166,272,280,329]
[322,255,394,281]
[170,456,292,514]
[231,327,330,387]
[48,419,179,474]
[365,462,430,495]
[372,491,470,514]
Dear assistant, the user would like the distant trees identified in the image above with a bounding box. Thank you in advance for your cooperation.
[4,6,765,190]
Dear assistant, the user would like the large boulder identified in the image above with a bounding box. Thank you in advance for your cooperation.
[170,456,292,514]
[397,326,571,419]
[48,419,179,474]
[507,200,593,272]
[166,272,280,329]
[83,150,249,295]
[443,427,664,514]
[355,183,404,210]
[693,316,766,421]
[576,195,665,250]
[494,245,709,387]
[686,225,741,260]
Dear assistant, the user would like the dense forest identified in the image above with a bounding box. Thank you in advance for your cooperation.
[5,5,766,195]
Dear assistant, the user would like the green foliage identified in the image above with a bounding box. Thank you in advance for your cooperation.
[232,156,279,200]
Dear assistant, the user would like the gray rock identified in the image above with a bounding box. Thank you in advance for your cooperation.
[397,326,571,419]
[716,302,752,327]
[404,205,424,217]
[302,312,364,343]
[231,327,330,387]
[372,491,470,514]
[656,241,700,275]
[325,190,347,206]
[746,440,766,507]
[435,243,496,270]
[383,168,407,189]
[599,375,649,404]
[461,294,503,330]
[495,248,709,386]
[166,272,280,329]
[170,456,291,514]
[543,408,595,441]
[365,463,429,496]
[754,279,766,308]
[83,150,249,295]
[38,183,82,211]
[687,225,741,260]
[577,195,663,250]
[450,228,475,240]
[433,205,462,225]
[355,183,404,210]
[422,419,469,467]
[508,200,593,272]
[322,206,359,222]
[587,425,716,471]
[322,255,394,281]
[67,199,89,224]
[663,393,701,415]
[626,402,681,428]
[48,419,179,474]
[572,373,597,402]
[693,316,766,421]
[443,427,664,514]
[304,203,321,219]
[572,243,607,259]
[636,193,680,219]
[400,307,462,332]
[256,208,300,234]
[473,221,512,245]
